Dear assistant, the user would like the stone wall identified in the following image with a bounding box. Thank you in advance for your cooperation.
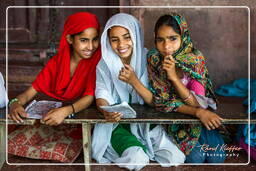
[128,0,255,88]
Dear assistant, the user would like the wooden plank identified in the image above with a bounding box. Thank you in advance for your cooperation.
[63,97,255,124]
[82,123,91,171]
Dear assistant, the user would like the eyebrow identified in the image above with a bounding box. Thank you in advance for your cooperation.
[110,33,130,39]
[79,36,99,40]
[156,35,179,39]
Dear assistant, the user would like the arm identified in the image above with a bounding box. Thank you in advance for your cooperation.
[118,64,154,106]
[42,95,94,126]
[176,104,223,130]
[9,86,38,123]
[162,55,199,107]
[96,98,122,122]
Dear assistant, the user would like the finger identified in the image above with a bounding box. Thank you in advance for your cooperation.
[124,64,133,71]
[111,112,122,119]
[118,75,127,82]
[205,123,211,131]
[45,118,54,125]
[43,110,54,121]
[14,112,23,123]
[19,110,28,118]
[164,59,175,65]
[211,120,220,128]
[214,118,222,126]
[10,113,19,123]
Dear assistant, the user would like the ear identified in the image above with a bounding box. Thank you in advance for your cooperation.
[66,35,73,44]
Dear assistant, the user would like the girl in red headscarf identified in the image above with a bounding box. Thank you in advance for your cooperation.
[8,12,101,162]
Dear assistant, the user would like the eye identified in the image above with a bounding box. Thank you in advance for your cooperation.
[93,37,99,41]
[110,38,118,42]
[124,36,131,40]
[155,38,164,43]
[170,37,177,41]
[80,39,88,43]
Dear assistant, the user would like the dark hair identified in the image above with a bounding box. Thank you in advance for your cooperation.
[154,15,181,36]
[70,31,83,38]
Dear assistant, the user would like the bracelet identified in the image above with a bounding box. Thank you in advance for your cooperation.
[8,98,20,107]
[183,92,192,102]
[70,104,75,114]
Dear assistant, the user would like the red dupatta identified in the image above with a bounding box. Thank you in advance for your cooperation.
[32,12,101,101]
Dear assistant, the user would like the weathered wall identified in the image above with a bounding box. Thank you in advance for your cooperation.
[129,0,255,89]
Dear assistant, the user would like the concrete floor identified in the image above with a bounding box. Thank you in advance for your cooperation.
[1,148,255,171]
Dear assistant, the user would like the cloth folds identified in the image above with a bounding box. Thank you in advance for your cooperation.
[32,12,101,101]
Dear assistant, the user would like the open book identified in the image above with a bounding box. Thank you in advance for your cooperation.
[25,100,62,119]
[100,101,136,118]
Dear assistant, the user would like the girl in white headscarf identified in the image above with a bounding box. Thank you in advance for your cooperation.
[0,72,8,108]
[92,13,185,170]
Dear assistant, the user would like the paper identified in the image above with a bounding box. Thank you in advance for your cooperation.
[25,100,62,119]
[100,101,136,118]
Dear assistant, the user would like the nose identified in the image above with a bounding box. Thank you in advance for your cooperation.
[87,41,93,51]
[164,41,171,50]
[118,39,125,48]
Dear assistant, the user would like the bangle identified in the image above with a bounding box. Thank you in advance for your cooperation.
[70,104,75,114]
[183,92,192,102]
[8,98,20,107]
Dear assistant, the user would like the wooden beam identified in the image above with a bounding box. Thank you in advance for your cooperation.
[82,123,91,171]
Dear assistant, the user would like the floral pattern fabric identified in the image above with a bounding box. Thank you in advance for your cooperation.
[147,13,217,155]
[8,124,82,162]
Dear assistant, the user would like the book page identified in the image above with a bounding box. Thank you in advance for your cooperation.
[25,100,62,119]
[100,101,136,118]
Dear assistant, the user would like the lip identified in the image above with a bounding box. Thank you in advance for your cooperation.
[118,48,129,54]
[82,51,93,56]
[164,51,174,55]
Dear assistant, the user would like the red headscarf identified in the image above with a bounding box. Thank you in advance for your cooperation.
[32,12,101,101]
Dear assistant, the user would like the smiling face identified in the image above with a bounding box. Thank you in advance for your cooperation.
[67,27,99,60]
[155,25,182,57]
[108,26,133,64]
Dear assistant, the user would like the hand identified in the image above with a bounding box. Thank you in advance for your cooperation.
[196,108,223,130]
[9,102,28,123]
[102,110,123,122]
[118,64,138,86]
[162,55,179,81]
[42,106,70,126]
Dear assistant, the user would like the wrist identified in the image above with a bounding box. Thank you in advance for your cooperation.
[9,98,21,107]
[168,75,179,82]
[130,76,139,87]
[195,108,204,118]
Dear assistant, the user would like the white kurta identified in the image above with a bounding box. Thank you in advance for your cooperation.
[0,72,8,108]
[92,13,185,170]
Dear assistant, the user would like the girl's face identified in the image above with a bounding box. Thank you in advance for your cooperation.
[68,27,99,60]
[109,26,133,63]
[155,25,181,57]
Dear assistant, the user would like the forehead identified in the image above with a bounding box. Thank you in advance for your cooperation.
[77,27,98,38]
[156,25,179,37]
[109,26,130,37]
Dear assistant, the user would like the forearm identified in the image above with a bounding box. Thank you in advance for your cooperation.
[131,79,154,106]
[71,95,94,114]
[96,98,109,115]
[16,86,38,105]
[176,104,201,118]
[171,79,199,107]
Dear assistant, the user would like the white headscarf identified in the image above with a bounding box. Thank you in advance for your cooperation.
[96,13,148,104]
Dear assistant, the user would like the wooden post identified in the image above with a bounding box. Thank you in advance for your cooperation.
[0,123,6,169]
[82,123,91,171]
